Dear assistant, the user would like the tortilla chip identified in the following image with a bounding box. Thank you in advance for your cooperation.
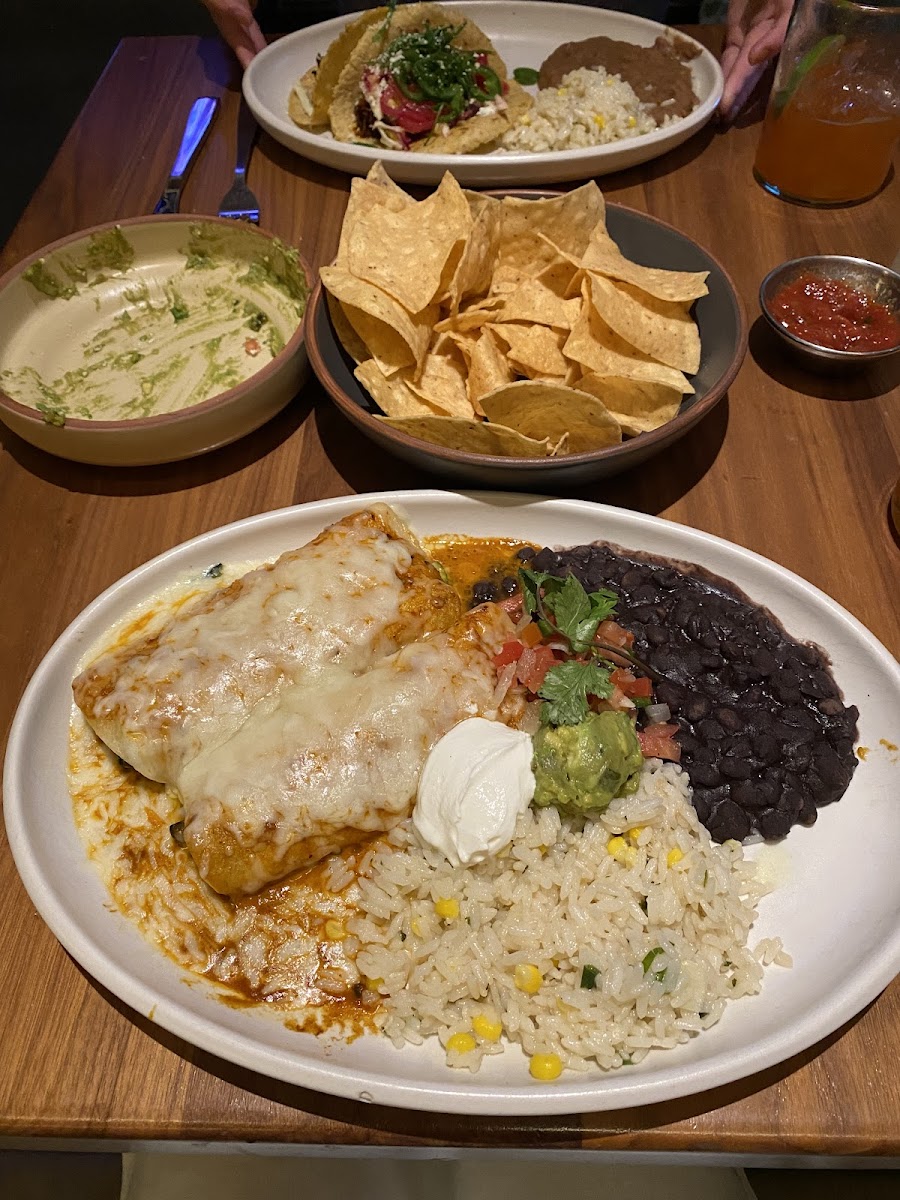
[479,380,622,454]
[493,183,607,292]
[446,197,501,315]
[380,414,554,457]
[575,372,685,436]
[407,350,474,418]
[327,292,370,365]
[434,298,504,333]
[320,265,436,373]
[467,327,515,412]
[563,281,694,393]
[355,359,438,418]
[583,229,709,302]
[335,171,414,269]
[346,172,471,314]
[495,277,580,330]
[586,273,701,374]
[489,323,568,378]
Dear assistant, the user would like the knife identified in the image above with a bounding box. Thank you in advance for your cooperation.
[153,97,219,215]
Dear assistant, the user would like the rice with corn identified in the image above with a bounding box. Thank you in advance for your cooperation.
[501,66,667,153]
[348,761,790,1076]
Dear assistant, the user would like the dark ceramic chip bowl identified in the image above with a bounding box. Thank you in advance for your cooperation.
[308,199,748,487]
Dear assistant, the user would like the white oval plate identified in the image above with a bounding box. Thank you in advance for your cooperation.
[5,490,900,1115]
[243,3,723,186]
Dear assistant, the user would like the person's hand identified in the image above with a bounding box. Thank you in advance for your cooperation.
[201,0,267,69]
[720,0,794,121]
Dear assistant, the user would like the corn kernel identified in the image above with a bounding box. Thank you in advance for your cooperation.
[364,976,383,991]
[627,826,644,845]
[324,918,346,940]
[538,844,548,856]
[435,897,459,920]
[667,848,684,868]
[472,1012,503,1042]
[514,963,543,994]
[530,1052,563,1081]
[447,1032,477,1055]
[520,115,531,126]
[628,116,637,127]
[593,114,606,129]
[607,836,636,866]
[557,87,568,96]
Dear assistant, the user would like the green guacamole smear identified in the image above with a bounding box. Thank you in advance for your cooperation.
[3,221,308,425]
[531,711,643,817]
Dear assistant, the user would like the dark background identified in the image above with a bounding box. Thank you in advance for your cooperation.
[4,0,218,247]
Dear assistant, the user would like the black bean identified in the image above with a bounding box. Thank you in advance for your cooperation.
[654,568,680,589]
[700,652,724,670]
[759,808,793,839]
[699,630,721,651]
[731,779,768,810]
[715,706,744,733]
[632,583,660,604]
[751,647,777,676]
[688,762,721,788]
[683,693,712,723]
[515,545,536,562]
[707,800,752,843]
[720,756,752,781]
[531,548,559,571]
[818,697,845,717]
[500,575,518,596]
[472,581,499,604]
[698,719,725,740]
[799,800,819,826]
[645,625,668,647]
[783,743,812,773]
[752,733,781,764]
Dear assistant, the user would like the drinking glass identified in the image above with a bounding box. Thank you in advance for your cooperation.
[753,0,900,206]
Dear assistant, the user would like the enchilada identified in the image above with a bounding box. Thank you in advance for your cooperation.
[73,505,461,783]
[178,603,517,896]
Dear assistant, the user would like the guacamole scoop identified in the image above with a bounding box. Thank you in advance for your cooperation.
[532,711,643,816]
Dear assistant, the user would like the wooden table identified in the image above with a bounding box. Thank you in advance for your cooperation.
[1,29,899,1158]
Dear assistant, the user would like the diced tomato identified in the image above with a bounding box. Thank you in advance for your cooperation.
[515,644,556,693]
[380,79,436,134]
[492,640,524,669]
[610,668,652,699]
[638,723,681,762]
[596,619,635,649]
[499,594,524,621]
[519,621,543,648]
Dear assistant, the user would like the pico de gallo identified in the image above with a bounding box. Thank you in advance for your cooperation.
[492,567,681,765]
[355,19,508,150]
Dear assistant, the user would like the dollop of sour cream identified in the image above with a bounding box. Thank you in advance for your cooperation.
[413,717,536,867]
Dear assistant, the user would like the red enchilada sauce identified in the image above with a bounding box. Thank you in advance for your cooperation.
[770,274,900,352]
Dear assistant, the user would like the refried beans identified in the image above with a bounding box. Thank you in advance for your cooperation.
[538,35,700,123]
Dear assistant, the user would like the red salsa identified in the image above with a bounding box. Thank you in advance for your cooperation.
[770,274,900,353]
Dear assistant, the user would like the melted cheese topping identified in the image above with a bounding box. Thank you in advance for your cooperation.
[73,505,460,783]
[181,603,516,895]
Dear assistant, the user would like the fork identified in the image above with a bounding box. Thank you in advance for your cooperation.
[217,97,260,223]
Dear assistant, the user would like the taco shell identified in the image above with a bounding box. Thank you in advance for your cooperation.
[289,7,388,129]
[330,3,523,154]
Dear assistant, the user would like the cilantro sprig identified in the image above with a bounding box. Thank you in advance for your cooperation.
[517,568,621,726]
[519,569,617,653]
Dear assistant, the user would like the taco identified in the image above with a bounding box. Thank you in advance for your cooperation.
[289,7,389,129]
[329,2,529,154]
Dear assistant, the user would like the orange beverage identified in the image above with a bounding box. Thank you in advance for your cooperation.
[753,3,900,206]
